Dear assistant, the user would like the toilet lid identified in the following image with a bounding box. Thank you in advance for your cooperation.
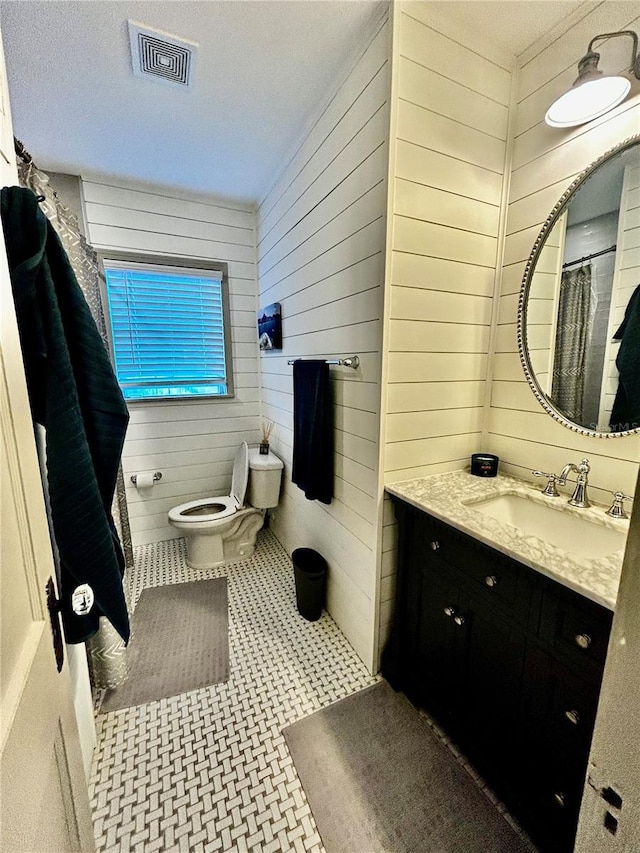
[231,441,249,509]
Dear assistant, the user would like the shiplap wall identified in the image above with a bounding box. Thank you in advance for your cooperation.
[255,14,390,671]
[83,179,260,546]
[487,1,640,504]
[379,2,513,650]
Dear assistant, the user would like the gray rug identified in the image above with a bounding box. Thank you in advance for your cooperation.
[101,578,229,712]
[284,681,535,853]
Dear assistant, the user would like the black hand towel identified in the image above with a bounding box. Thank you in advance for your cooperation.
[610,283,640,432]
[1,186,130,644]
[292,360,333,504]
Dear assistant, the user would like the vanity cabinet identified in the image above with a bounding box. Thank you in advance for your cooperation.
[382,498,613,853]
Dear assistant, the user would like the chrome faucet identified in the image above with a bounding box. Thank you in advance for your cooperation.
[558,458,591,508]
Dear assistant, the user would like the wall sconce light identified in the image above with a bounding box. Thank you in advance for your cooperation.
[545,30,640,128]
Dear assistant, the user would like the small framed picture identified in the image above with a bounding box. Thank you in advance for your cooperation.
[257,302,282,351]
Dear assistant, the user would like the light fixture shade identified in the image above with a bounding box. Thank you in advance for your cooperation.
[545,75,631,127]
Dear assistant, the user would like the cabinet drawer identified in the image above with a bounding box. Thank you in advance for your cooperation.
[519,753,587,853]
[419,522,531,622]
[523,647,601,759]
[547,666,600,751]
[524,775,583,853]
[460,546,531,618]
[540,588,613,668]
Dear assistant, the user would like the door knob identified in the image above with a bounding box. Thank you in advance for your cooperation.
[444,606,456,617]
[485,575,498,588]
[454,614,466,627]
[575,633,592,649]
[553,792,566,808]
[430,541,440,551]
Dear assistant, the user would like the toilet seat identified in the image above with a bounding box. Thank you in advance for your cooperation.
[168,442,250,525]
[168,495,237,524]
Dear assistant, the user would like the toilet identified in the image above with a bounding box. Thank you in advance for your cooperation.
[168,441,283,569]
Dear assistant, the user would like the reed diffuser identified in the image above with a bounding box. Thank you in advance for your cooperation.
[260,420,274,454]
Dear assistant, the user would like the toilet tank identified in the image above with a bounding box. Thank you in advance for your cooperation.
[247,448,284,508]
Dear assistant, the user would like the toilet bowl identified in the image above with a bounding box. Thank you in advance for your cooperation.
[168,441,283,569]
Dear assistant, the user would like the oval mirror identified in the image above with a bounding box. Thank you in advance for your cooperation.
[518,134,640,438]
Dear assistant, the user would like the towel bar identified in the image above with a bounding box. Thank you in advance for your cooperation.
[287,355,360,369]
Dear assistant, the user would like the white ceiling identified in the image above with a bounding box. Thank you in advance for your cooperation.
[436,1,589,56]
[1,0,586,206]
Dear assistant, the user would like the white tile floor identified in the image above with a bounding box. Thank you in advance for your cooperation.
[89,528,534,853]
[89,531,378,853]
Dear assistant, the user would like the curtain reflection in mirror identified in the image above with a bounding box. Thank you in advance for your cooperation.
[551,265,591,423]
[563,208,618,430]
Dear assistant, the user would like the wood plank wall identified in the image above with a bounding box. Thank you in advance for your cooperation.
[487,1,640,505]
[255,14,390,671]
[83,179,260,546]
[379,2,513,651]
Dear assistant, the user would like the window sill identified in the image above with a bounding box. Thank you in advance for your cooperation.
[125,393,236,406]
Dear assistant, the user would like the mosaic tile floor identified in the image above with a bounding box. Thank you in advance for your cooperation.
[89,531,378,853]
[89,529,534,852]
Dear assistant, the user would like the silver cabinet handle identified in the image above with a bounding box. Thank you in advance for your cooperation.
[553,792,566,808]
[430,541,440,551]
[565,709,580,726]
[444,606,455,617]
[575,633,592,649]
[454,614,466,627]
[485,575,498,588]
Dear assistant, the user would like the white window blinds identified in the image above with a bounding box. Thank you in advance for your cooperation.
[103,260,230,401]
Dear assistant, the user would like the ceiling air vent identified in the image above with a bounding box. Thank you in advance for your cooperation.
[128,21,197,88]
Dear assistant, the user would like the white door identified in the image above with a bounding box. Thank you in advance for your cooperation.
[0,27,96,853]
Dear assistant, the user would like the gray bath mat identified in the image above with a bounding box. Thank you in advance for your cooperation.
[101,578,229,712]
[283,680,535,853]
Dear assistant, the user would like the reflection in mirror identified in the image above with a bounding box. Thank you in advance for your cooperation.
[522,137,640,436]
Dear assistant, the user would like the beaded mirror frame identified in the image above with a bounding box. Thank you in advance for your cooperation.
[517,132,640,439]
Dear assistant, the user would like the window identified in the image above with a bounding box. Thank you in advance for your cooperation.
[101,255,232,402]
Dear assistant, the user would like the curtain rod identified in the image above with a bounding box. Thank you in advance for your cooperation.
[562,244,617,269]
[287,356,360,369]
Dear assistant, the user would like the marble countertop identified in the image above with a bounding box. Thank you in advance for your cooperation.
[386,470,629,610]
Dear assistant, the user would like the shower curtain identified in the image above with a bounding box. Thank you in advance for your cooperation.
[551,265,592,423]
[18,161,132,689]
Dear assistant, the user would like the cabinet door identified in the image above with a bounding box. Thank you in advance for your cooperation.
[415,556,468,723]
[458,591,527,774]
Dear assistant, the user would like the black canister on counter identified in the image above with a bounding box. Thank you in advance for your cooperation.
[471,453,499,477]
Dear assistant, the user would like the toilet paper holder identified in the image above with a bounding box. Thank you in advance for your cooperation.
[130,472,162,486]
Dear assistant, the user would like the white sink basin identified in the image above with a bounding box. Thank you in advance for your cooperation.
[466,493,626,560]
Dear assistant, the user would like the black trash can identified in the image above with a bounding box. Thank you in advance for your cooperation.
[292,548,327,622]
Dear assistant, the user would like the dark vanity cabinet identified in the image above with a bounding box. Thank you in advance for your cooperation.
[382,498,613,853]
